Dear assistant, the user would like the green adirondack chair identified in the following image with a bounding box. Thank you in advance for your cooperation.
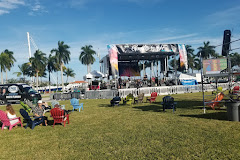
[123,93,134,105]
[20,101,32,113]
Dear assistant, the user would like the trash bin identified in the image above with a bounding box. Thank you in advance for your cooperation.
[226,101,240,121]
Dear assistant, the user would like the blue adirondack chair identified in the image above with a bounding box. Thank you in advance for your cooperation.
[70,98,83,112]
[161,96,177,113]
[19,109,44,129]
[51,100,65,110]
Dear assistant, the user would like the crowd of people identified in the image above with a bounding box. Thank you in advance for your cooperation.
[3,100,69,129]
[117,75,167,89]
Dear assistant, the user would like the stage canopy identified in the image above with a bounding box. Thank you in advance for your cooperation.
[101,44,188,78]
[115,44,179,61]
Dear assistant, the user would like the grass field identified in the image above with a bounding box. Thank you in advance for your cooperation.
[1,92,240,160]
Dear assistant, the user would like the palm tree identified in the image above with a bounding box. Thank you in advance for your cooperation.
[79,45,96,74]
[197,41,217,59]
[51,41,71,91]
[29,50,47,91]
[0,52,9,84]
[230,52,240,67]
[185,45,195,73]
[194,58,201,71]
[3,49,16,82]
[47,54,58,93]
[13,63,30,78]
[63,67,75,83]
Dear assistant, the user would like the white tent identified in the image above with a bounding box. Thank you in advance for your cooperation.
[90,70,105,78]
[83,73,94,80]
[178,73,197,80]
[83,71,105,80]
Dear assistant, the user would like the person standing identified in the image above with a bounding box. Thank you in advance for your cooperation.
[118,77,122,89]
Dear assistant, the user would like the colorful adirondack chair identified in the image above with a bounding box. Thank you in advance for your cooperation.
[0,110,23,131]
[50,108,70,128]
[51,100,65,110]
[161,96,177,112]
[146,92,157,103]
[19,109,44,129]
[206,92,224,110]
[70,98,83,112]
[233,86,240,94]
[123,93,134,105]
[134,93,145,103]
[110,96,121,106]
[20,101,32,113]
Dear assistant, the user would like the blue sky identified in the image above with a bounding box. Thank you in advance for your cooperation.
[0,0,240,83]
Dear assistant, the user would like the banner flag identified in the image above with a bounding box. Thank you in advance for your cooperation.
[107,45,118,77]
[178,44,188,69]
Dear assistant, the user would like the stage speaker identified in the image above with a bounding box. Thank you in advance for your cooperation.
[222,30,231,56]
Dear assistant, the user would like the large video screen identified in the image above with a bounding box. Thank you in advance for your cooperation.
[203,58,227,74]
[119,62,140,77]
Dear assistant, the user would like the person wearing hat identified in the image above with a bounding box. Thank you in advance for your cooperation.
[32,100,48,126]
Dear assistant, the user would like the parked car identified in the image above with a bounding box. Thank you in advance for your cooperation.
[0,83,41,105]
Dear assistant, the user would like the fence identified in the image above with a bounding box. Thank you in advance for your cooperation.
[51,90,118,100]
[51,82,240,100]
[119,82,239,98]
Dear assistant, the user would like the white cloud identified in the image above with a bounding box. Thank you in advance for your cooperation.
[0,9,9,15]
[0,0,24,9]
[150,33,198,43]
[28,0,47,16]
[206,5,240,26]
[0,0,25,15]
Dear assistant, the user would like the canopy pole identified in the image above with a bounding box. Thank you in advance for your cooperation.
[174,54,177,85]
[143,62,146,76]
[200,52,206,114]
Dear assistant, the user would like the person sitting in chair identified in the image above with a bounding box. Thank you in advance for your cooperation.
[53,104,69,120]
[33,100,48,126]
[42,101,51,111]
[54,104,70,115]
[110,93,121,106]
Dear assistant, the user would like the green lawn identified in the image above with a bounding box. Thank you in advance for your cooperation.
[1,92,240,160]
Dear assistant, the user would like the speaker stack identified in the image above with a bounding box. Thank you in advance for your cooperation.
[222,30,231,56]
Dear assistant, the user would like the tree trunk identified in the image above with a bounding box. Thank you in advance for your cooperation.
[1,71,3,84]
[66,76,68,83]
[60,63,64,92]
[87,64,90,74]
[6,70,8,83]
[36,71,39,92]
[49,71,51,94]
[57,71,58,93]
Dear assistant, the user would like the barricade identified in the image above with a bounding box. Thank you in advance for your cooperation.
[51,82,232,100]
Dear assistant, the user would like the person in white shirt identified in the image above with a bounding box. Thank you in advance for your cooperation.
[5,104,18,127]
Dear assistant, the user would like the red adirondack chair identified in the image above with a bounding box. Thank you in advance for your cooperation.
[50,108,70,128]
[146,92,158,103]
[0,110,23,131]
[233,86,240,94]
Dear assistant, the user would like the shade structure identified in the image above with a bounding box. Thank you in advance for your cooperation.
[90,70,105,78]
[83,71,105,80]
[83,73,94,80]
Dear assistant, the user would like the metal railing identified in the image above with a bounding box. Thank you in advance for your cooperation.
[51,82,240,100]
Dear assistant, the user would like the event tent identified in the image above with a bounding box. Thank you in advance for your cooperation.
[83,70,105,80]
